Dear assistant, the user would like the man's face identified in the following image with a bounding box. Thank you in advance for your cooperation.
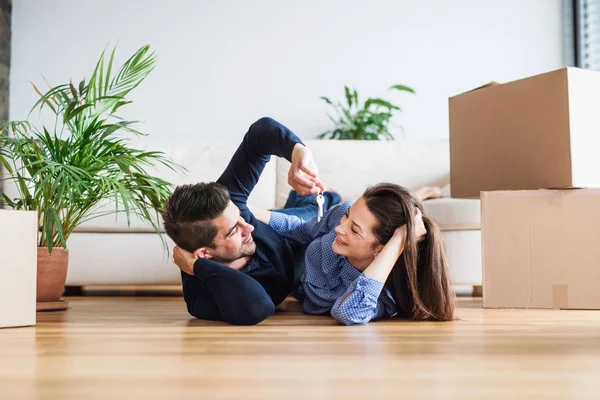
[209,201,256,263]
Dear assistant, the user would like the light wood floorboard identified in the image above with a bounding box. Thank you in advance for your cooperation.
[1,296,600,399]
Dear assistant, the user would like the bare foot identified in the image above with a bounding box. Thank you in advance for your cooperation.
[414,186,443,201]
[441,184,450,198]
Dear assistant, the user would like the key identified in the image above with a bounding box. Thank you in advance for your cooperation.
[316,192,325,222]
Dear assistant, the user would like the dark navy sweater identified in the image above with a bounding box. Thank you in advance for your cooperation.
[180,117,302,325]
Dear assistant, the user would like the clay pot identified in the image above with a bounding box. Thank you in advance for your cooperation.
[36,247,68,304]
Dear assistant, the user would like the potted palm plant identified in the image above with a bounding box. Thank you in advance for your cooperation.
[318,84,415,140]
[0,45,181,311]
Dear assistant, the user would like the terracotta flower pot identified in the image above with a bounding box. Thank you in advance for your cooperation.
[36,247,69,311]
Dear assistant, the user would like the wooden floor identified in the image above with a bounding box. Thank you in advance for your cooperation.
[2,295,600,400]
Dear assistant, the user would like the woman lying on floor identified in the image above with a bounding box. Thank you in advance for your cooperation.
[166,117,453,326]
[250,183,456,325]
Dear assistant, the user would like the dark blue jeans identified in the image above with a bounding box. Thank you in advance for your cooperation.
[273,190,342,221]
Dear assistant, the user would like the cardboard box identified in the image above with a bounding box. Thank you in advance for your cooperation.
[481,189,600,309]
[0,210,38,328]
[449,67,600,199]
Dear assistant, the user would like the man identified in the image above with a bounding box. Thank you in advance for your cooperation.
[162,117,328,325]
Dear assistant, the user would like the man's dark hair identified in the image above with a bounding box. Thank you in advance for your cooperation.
[162,182,230,252]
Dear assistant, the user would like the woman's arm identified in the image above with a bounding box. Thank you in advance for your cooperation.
[330,230,406,326]
[268,201,353,245]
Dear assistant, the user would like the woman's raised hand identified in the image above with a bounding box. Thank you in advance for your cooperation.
[413,209,427,241]
[393,208,427,245]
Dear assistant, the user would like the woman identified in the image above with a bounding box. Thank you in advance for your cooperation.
[255,183,455,325]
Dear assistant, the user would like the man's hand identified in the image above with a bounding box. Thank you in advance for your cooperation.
[173,246,196,275]
[289,144,327,195]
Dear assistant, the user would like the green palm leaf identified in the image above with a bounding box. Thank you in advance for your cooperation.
[1,45,183,251]
[390,84,416,93]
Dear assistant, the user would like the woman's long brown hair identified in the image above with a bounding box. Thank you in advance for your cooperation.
[362,183,455,321]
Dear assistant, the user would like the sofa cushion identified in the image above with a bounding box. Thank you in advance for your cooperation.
[423,198,481,231]
[275,138,451,208]
[73,141,277,233]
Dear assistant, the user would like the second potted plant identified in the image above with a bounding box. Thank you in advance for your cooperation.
[318,84,415,140]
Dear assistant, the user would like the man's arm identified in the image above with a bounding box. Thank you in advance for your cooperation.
[217,117,324,211]
[184,259,276,325]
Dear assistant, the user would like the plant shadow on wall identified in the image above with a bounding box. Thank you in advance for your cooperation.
[0,45,183,309]
[318,84,415,140]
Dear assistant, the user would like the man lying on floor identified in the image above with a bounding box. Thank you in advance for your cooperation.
[162,117,332,325]
[162,117,446,325]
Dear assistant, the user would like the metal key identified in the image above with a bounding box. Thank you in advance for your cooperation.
[316,192,325,222]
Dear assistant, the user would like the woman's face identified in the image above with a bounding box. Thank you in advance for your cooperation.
[332,197,383,269]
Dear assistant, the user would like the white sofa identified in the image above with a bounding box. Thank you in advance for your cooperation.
[56,138,482,286]
[11,137,483,289]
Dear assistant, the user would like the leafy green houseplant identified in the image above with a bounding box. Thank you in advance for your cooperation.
[318,84,415,140]
[0,45,181,308]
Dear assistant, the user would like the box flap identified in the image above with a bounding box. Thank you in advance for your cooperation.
[451,81,501,98]
[466,81,501,93]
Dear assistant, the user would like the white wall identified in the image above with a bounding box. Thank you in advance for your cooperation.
[10,0,564,143]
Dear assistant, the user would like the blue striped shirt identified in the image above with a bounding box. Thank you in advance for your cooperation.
[269,201,397,325]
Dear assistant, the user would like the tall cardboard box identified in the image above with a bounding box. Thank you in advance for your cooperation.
[449,67,600,199]
[481,189,600,309]
[0,210,38,328]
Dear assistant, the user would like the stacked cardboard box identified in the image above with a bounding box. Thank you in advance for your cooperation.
[449,67,600,310]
